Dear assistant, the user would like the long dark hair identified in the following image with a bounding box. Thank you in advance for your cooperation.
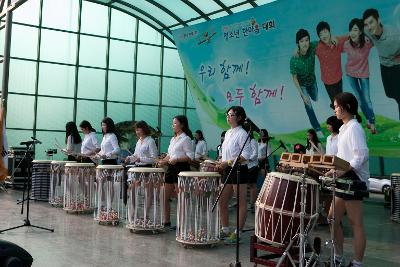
[227,106,246,126]
[194,130,204,144]
[326,116,343,134]
[259,129,270,143]
[65,121,82,144]
[79,120,96,132]
[349,18,365,48]
[101,117,116,134]
[334,92,362,123]
[306,129,321,151]
[174,115,193,139]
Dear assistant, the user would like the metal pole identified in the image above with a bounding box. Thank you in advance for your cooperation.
[0,0,13,113]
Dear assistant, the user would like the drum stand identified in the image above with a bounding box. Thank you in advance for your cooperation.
[0,142,54,234]
[276,168,321,267]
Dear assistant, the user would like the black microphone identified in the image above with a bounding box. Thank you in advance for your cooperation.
[31,136,42,144]
[279,140,288,151]
[243,117,260,132]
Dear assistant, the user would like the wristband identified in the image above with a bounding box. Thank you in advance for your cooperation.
[227,160,233,167]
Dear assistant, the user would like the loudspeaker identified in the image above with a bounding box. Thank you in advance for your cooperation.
[0,240,33,267]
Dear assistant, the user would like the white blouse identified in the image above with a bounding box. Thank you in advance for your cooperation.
[221,126,251,164]
[248,139,259,169]
[66,135,81,155]
[99,133,120,159]
[257,142,272,160]
[81,132,100,155]
[326,134,339,156]
[167,132,194,160]
[337,119,369,186]
[306,143,325,155]
[194,140,207,160]
[128,136,158,165]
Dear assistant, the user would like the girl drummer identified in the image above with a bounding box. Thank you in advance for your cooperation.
[64,121,82,161]
[79,120,100,163]
[217,106,251,243]
[125,120,158,167]
[326,92,369,267]
[96,117,120,165]
[157,115,194,228]
[194,130,207,160]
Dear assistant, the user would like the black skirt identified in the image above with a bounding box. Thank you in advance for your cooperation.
[335,170,368,200]
[222,164,249,184]
[165,162,191,184]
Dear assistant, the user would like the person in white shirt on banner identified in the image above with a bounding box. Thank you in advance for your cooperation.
[325,116,343,156]
[248,130,258,213]
[96,117,120,165]
[193,130,207,160]
[157,115,194,228]
[64,121,82,161]
[216,131,226,160]
[79,120,100,163]
[217,106,251,243]
[125,120,158,167]
[325,92,369,267]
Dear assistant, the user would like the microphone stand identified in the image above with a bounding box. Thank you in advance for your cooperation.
[212,125,252,267]
[0,141,54,234]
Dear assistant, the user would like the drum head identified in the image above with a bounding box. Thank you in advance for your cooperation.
[96,165,124,170]
[179,171,220,177]
[128,167,165,173]
[51,161,76,164]
[269,172,318,185]
[65,163,95,167]
[32,160,52,163]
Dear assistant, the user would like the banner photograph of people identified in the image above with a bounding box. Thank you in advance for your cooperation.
[172,0,400,157]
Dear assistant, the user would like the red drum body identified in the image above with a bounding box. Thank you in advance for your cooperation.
[255,172,319,246]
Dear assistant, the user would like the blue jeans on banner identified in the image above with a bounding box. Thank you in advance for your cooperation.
[300,82,321,131]
[347,75,375,124]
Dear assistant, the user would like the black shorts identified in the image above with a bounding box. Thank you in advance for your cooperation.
[222,165,248,184]
[248,166,259,184]
[165,162,191,184]
[335,170,369,200]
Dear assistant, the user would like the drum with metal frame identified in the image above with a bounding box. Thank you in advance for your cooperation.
[49,161,75,207]
[255,172,319,246]
[95,165,125,225]
[63,163,96,213]
[176,171,221,246]
[126,167,165,232]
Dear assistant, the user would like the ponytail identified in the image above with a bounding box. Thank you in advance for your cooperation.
[355,113,362,123]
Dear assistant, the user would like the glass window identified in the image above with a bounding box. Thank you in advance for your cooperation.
[160,136,171,154]
[134,105,159,128]
[81,1,109,36]
[6,129,34,149]
[111,9,136,41]
[42,0,79,31]
[138,21,161,45]
[160,107,184,135]
[109,40,135,71]
[163,37,175,48]
[156,2,198,21]
[38,63,75,97]
[12,0,40,25]
[8,59,36,94]
[163,48,184,77]
[186,109,201,133]
[137,44,161,74]
[40,29,77,64]
[77,67,106,100]
[107,102,133,123]
[35,130,69,161]
[162,78,185,107]
[36,97,74,131]
[76,100,104,129]
[135,74,160,105]
[187,87,195,108]
[6,94,35,129]
[107,71,133,102]
[10,25,38,59]
[193,0,222,13]
[79,35,107,68]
